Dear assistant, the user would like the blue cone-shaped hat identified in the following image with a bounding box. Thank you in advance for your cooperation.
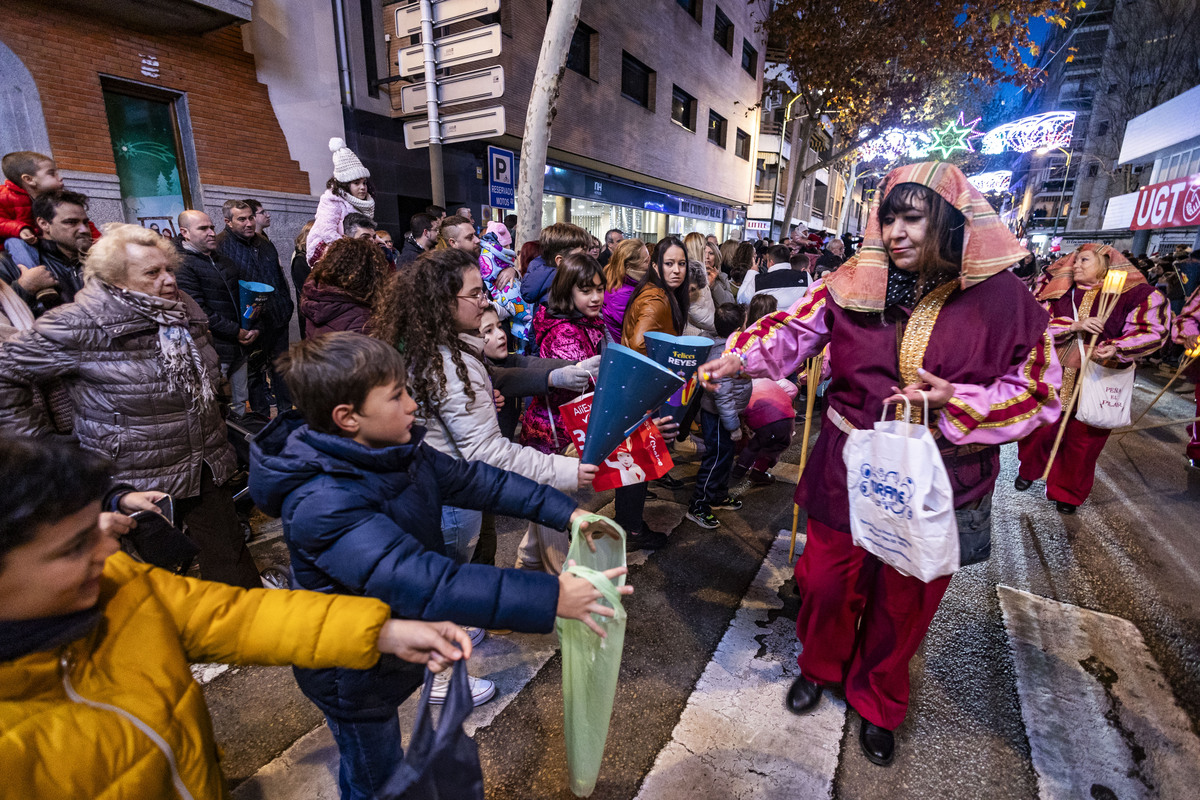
[580,344,684,465]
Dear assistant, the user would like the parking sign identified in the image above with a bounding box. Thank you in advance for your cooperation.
[488,145,514,209]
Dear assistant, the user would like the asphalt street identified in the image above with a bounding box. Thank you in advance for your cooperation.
[208,366,1200,799]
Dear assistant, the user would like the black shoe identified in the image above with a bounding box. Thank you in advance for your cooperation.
[730,464,749,483]
[1055,501,1078,515]
[747,469,777,486]
[784,675,822,716]
[859,720,895,766]
[710,496,743,511]
[653,473,686,490]
[1014,477,1033,491]
[626,527,669,552]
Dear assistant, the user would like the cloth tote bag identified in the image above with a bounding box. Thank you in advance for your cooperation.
[1075,356,1135,429]
[844,396,960,582]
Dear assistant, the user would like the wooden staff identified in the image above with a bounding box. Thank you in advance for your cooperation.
[1117,343,1199,437]
[1113,414,1200,435]
[1042,270,1128,481]
[790,353,824,563]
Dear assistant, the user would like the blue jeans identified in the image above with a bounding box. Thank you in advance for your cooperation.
[441,506,482,564]
[3,237,39,269]
[692,410,734,508]
[324,712,403,800]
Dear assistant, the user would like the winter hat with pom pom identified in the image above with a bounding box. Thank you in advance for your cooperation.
[329,137,370,183]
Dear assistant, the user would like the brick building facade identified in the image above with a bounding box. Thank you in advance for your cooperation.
[0,0,317,255]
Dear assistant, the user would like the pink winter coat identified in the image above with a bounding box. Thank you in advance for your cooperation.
[306,190,357,266]
[518,307,605,454]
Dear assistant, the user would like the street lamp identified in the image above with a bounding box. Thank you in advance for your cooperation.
[769,94,803,239]
[1039,144,1074,243]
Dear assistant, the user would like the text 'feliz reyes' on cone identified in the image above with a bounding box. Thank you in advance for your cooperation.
[580,344,684,465]
[641,332,714,416]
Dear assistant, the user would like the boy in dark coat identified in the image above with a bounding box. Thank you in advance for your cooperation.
[249,332,628,800]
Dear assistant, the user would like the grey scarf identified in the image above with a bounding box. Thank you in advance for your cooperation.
[104,283,216,409]
[343,190,376,218]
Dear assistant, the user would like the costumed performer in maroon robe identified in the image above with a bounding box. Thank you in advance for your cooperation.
[698,161,1062,766]
[1016,244,1170,512]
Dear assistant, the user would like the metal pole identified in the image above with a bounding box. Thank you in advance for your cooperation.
[419,0,445,207]
[1049,146,1072,243]
[838,160,858,236]
[769,124,784,240]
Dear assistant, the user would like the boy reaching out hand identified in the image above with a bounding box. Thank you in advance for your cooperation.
[249,332,631,800]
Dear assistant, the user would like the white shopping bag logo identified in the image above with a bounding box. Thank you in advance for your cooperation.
[845,396,959,582]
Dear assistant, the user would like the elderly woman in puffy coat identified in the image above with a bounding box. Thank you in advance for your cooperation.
[0,223,260,588]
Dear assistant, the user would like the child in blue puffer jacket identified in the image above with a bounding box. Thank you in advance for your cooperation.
[249,332,630,800]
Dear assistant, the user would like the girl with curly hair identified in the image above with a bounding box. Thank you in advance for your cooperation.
[299,237,389,337]
[370,248,596,564]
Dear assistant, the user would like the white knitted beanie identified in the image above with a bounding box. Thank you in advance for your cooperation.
[329,137,370,183]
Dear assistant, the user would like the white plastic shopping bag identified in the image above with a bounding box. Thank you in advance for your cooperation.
[1075,360,1134,429]
[844,396,959,582]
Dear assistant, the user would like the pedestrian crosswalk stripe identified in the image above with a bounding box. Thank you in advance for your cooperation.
[998,585,1200,800]
[635,532,844,800]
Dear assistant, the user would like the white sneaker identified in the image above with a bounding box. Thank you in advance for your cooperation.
[428,668,496,706]
[463,626,486,647]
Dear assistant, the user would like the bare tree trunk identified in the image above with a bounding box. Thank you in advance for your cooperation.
[514,0,582,250]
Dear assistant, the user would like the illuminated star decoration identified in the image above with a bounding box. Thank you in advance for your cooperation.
[925,113,984,160]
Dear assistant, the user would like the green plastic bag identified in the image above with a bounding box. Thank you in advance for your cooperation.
[557,514,628,797]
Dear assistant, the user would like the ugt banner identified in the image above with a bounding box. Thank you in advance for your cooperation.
[1130,172,1200,230]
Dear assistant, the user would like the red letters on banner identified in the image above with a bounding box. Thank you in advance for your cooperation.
[1130,172,1200,230]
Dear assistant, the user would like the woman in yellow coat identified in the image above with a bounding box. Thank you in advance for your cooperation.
[0,436,472,800]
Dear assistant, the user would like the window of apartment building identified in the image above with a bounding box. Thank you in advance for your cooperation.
[708,110,727,147]
[735,128,751,160]
[812,180,828,216]
[566,21,596,78]
[621,52,654,109]
[1087,163,1099,177]
[742,40,758,77]
[677,0,703,23]
[1078,201,1090,216]
[671,86,697,131]
[713,7,734,53]
[100,79,196,232]
[1097,120,1110,137]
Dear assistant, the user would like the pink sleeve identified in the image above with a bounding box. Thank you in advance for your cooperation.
[726,285,831,381]
[1174,289,1200,342]
[1047,314,1075,340]
[1110,290,1170,363]
[939,330,1062,445]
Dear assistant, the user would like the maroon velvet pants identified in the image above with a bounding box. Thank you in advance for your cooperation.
[794,518,951,730]
[1017,416,1111,505]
